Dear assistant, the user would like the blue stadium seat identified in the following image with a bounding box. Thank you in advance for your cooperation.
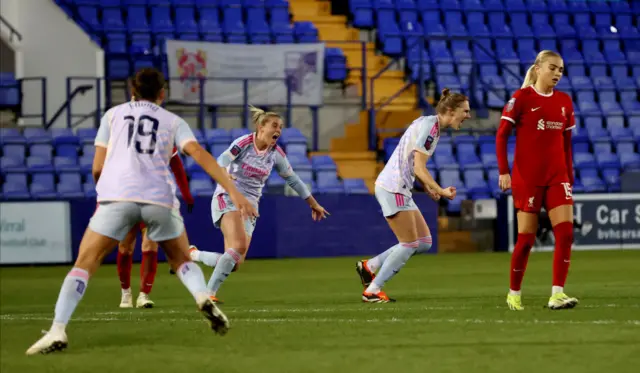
[190,179,215,197]
[54,156,80,173]
[294,21,319,43]
[23,128,52,144]
[602,168,621,192]
[457,143,482,170]
[343,178,369,194]
[199,8,223,38]
[247,7,271,44]
[0,156,26,174]
[288,154,312,182]
[58,172,84,198]
[350,0,374,28]
[76,128,98,144]
[2,173,30,200]
[325,48,348,82]
[574,152,597,169]
[281,128,307,156]
[209,143,228,158]
[175,7,199,37]
[0,73,20,108]
[464,169,490,198]
[0,128,26,145]
[30,144,53,158]
[2,144,26,162]
[82,144,95,158]
[30,173,57,199]
[79,156,93,174]
[83,180,97,198]
[230,128,251,139]
[620,151,640,171]
[27,156,54,173]
[267,171,286,188]
[205,128,232,145]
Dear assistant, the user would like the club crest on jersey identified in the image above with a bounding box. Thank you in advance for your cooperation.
[561,106,566,118]
[506,98,516,112]
[230,145,242,156]
[425,135,434,150]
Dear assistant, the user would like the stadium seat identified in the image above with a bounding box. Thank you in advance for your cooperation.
[30,173,57,199]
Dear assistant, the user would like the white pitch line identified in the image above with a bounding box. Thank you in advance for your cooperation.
[1,303,638,320]
[0,315,638,326]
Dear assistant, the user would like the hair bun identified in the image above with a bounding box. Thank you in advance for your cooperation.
[441,88,451,97]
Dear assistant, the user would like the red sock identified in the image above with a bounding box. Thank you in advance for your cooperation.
[117,251,133,290]
[510,233,536,291]
[140,251,158,294]
[552,222,574,287]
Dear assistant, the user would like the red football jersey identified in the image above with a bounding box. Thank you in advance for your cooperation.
[497,86,576,187]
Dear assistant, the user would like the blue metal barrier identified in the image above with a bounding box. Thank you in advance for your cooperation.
[66,194,439,264]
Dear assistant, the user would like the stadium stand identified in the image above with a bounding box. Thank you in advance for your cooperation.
[1,0,639,216]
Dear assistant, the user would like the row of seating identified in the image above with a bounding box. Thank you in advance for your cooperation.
[0,171,371,200]
[351,0,639,14]
[0,127,308,148]
[64,0,290,9]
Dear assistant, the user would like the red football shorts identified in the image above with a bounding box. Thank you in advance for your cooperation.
[512,182,574,213]
[94,203,146,233]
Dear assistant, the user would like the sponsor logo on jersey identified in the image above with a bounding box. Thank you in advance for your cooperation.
[536,119,564,130]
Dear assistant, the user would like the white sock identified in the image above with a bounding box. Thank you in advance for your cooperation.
[198,251,223,267]
[552,286,564,295]
[509,289,521,296]
[207,248,242,294]
[53,267,90,326]
[366,283,381,294]
[122,288,131,295]
[367,244,398,273]
[176,262,209,302]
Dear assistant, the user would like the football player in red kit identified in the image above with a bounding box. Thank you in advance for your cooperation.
[496,50,579,311]
[116,146,195,308]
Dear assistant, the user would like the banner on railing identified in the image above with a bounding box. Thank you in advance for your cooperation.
[0,202,72,264]
[165,40,325,106]
[507,194,640,252]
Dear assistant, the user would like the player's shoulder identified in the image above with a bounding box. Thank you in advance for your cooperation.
[416,115,440,136]
[273,144,286,157]
[554,90,574,103]
[233,133,255,148]
[511,87,533,99]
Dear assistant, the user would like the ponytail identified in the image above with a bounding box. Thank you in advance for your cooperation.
[248,105,281,129]
[521,65,537,89]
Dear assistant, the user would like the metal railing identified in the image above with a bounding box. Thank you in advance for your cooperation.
[19,77,47,127]
[0,14,22,43]
[367,35,526,150]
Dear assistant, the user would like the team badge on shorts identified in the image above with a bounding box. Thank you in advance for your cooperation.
[506,98,516,112]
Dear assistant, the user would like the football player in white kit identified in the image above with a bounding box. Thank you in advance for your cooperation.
[356,89,471,303]
[26,68,258,355]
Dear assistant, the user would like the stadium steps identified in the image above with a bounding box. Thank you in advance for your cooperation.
[290,0,414,110]
[310,150,378,193]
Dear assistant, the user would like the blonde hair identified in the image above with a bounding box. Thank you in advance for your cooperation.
[435,88,468,115]
[522,50,562,89]
[248,105,281,129]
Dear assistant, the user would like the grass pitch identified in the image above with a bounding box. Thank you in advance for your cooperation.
[1,250,639,373]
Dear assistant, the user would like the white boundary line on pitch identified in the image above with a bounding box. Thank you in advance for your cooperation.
[1,303,637,319]
[0,315,638,326]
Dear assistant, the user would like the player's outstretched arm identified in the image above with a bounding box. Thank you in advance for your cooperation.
[182,141,258,218]
[275,149,329,220]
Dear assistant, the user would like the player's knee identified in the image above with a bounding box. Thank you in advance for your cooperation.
[118,242,134,255]
[141,240,158,253]
[517,233,537,251]
[416,236,433,253]
[554,222,574,247]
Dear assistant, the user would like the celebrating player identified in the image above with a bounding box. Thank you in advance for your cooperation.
[496,50,578,311]
[188,105,329,303]
[115,146,194,309]
[356,89,470,303]
[26,68,258,355]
